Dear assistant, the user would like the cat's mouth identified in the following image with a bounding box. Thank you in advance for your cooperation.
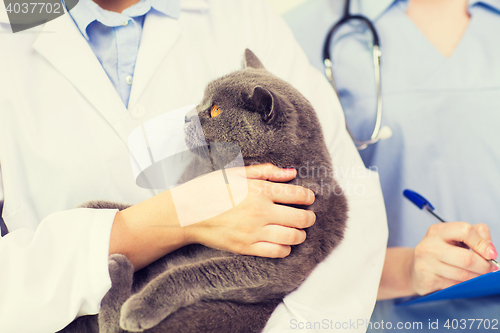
[184,110,244,168]
[184,113,208,151]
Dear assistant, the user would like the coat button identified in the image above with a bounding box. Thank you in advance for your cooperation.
[131,105,146,119]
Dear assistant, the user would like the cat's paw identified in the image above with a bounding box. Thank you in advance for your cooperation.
[108,254,132,271]
[108,254,134,288]
[99,255,134,333]
[119,296,167,332]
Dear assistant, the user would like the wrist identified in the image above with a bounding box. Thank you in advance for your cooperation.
[377,247,418,300]
[109,190,188,270]
[152,190,191,249]
[406,248,418,295]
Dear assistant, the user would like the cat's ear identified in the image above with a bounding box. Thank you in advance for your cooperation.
[249,86,276,123]
[243,49,265,70]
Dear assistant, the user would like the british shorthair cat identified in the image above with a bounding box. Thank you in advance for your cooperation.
[60,49,347,333]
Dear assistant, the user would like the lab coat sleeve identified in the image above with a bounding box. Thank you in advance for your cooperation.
[239,2,388,332]
[0,206,116,333]
[0,19,115,330]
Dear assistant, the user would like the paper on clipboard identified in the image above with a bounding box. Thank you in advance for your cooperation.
[399,270,500,306]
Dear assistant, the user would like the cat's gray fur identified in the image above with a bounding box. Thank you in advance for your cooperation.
[58,49,347,333]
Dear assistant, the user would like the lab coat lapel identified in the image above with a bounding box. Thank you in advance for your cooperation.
[32,12,127,129]
[128,11,182,108]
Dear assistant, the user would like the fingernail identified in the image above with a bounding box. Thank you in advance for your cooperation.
[487,246,498,259]
[491,263,499,272]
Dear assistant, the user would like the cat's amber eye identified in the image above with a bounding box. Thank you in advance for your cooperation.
[211,104,221,118]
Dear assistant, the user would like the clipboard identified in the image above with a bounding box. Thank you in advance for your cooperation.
[399,270,500,306]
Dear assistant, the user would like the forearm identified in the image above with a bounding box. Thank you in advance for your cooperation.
[109,190,188,271]
[377,247,417,300]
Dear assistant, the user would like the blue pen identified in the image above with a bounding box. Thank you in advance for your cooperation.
[403,189,500,269]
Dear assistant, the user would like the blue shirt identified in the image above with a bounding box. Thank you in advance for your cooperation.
[286,0,500,331]
[67,0,180,107]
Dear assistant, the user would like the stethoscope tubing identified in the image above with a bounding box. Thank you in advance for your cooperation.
[323,0,389,150]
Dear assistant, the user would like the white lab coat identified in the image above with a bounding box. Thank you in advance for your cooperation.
[0,1,388,332]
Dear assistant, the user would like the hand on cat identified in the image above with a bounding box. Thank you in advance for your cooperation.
[184,163,316,258]
[410,222,498,295]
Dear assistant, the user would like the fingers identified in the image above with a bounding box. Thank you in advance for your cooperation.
[474,223,493,243]
[432,240,493,276]
[248,180,315,206]
[411,222,499,295]
[244,163,297,182]
[433,257,482,282]
[259,225,307,246]
[237,163,315,205]
[412,254,478,295]
[244,242,292,258]
[246,207,314,256]
[263,182,315,205]
[266,204,316,229]
[445,248,494,275]
[428,222,498,260]
[194,164,316,260]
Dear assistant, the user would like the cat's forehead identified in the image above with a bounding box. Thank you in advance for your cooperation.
[207,70,271,93]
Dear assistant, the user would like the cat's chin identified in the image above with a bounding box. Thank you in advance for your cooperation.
[184,121,206,150]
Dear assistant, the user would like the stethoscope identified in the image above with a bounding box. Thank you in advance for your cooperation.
[323,0,392,150]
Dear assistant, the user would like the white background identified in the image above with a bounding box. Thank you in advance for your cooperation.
[267,0,309,14]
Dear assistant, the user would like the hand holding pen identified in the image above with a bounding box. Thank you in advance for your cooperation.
[402,189,499,296]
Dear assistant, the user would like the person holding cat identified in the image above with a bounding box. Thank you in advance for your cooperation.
[285,0,500,331]
[0,0,388,332]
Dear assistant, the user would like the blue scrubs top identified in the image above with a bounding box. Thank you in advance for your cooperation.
[286,0,500,331]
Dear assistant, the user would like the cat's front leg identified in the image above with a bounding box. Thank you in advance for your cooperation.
[149,299,282,333]
[99,254,135,333]
[118,264,195,332]
[119,256,285,332]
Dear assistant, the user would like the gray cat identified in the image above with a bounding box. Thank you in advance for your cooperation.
[59,49,347,333]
